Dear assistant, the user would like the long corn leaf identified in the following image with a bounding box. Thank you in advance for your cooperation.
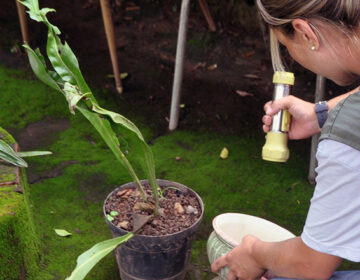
[65,233,133,280]
[23,45,63,93]
[0,140,28,167]
[17,151,52,157]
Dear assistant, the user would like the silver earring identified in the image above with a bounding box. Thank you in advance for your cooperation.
[311,45,316,51]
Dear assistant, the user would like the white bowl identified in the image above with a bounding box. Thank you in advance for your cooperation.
[207,213,295,279]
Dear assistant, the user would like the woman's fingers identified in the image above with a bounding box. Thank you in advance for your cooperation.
[227,270,238,280]
[262,115,272,126]
[211,255,227,273]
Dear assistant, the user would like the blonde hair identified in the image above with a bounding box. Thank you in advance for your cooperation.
[256,0,360,71]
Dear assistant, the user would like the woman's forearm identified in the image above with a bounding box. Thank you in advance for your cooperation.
[252,237,342,280]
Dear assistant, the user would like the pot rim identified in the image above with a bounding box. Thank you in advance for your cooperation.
[103,179,204,238]
[212,213,295,248]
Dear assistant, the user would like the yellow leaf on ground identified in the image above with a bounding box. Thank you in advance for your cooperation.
[220,147,229,159]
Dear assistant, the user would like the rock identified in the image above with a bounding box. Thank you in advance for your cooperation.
[152,219,160,226]
[174,202,185,215]
[116,188,132,198]
[186,205,198,215]
[158,208,166,217]
[131,189,141,197]
[133,202,155,212]
[117,221,129,230]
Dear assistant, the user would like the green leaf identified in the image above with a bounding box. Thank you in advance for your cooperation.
[76,102,146,199]
[106,215,114,222]
[17,151,52,157]
[110,211,118,217]
[65,233,133,280]
[0,140,28,167]
[54,229,72,237]
[46,29,91,94]
[63,82,91,114]
[18,1,60,34]
[23,44,63,93]
[90,102,159,204]
[91,103,144,141]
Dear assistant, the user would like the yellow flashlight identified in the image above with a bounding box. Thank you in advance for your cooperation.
[262,71,294,162]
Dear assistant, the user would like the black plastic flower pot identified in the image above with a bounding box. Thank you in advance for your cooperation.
[103,179,204,280]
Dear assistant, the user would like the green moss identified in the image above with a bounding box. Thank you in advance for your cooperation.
[0,165,17,183]
[0,126,15,144]
[0,180,40,280]
[0,65,68,130]
[0,186,22,220]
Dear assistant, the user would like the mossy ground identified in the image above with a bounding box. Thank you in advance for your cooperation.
[0,61,358,280]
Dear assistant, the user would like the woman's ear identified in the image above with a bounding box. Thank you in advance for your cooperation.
[292,19,319,50]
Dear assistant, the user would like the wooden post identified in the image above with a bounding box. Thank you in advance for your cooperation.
[197,0,216,32]
[16,0,30,44]
[99,0,123,94]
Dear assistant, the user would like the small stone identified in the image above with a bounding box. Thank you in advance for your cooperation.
[175,156,181,161]
[158,208,166,217]
[174,202,185,215]
[117,221,129,230]
[131,189,141,197]
[152,219,160,226]
[133,202,155,212]
[116,188,132,198]
[186,205,198,215]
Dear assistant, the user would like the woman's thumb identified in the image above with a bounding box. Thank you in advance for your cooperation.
[266,96,293,115]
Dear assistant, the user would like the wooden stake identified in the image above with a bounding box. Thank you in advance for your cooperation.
[99,0,123,94]
[16,0,30,44]
[197,0,216,32]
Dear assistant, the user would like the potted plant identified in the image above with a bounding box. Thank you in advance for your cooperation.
[18,1,204,279]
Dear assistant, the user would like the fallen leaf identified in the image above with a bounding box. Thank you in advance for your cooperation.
[236,90,254,97]
[193,62,206,70]
[220,147,229,159]
[207,64,218,70]
[125,6,140,11]
[241,51,256,58]
[54,229,72,237]
[243,74,260,79]
[120,73,128,79]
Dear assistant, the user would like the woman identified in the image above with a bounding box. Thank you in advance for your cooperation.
[212,1,360,279]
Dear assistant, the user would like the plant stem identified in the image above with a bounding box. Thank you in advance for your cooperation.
[114,149,147,201]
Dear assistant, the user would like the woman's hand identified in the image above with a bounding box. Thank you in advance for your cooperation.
[262,95,320,139]
[211,235,266,280]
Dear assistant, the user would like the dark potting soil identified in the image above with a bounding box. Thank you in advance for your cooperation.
[104,184,202,236]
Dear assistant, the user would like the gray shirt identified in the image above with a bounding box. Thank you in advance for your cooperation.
[301,90,360,262]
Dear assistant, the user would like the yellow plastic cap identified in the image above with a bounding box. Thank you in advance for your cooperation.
[262,132,289,162]
[273,71,295,85]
